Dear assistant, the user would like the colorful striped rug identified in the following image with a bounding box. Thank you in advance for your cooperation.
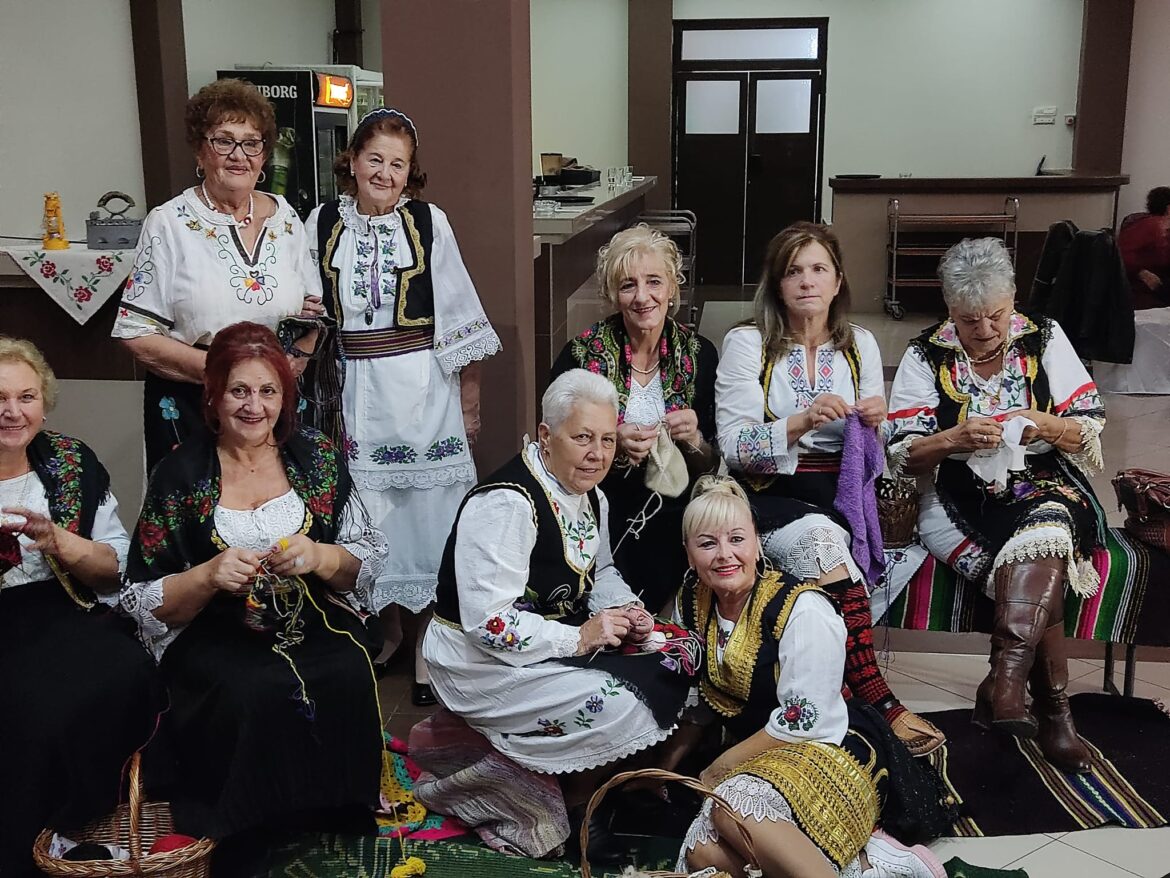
[880,528,1170,646]
[923,694,1169,837]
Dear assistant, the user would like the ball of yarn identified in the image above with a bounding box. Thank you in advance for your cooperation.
[389,856,426,878]
[149,834,199,855]
[62,843,113,861]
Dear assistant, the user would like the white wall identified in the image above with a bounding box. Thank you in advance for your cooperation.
[0,0,145,241]
[674,0,1083,218]
[531,0,628,177]
[182,0,337,93]
[1119,0,1170,222]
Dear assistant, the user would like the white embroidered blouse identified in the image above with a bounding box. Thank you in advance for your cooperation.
[0,471,128,605]
[119,489,388,661]
[715,324,884,476]
[111,189,320,345]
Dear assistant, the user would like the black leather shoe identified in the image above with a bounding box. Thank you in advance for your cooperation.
[411,682,438,707]
[565,800,625,866]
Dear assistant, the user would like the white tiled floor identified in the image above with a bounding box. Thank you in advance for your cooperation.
[547,295,1170,877]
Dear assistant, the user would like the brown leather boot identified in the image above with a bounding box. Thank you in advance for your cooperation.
[971,557,1064,738]
[1030,621,1093,773]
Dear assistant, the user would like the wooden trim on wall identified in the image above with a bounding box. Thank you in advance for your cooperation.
[628,0,672,210]
[128,0,192,208]
[1072,0,1134,175]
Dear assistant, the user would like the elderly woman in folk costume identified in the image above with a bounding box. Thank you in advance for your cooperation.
[112,78,323,473]
[0,337,156,877]
[305,108,501,706]
[552,224,720,613]
[422,369,700,861]
[120,323,388,855]
[886,238,1106,773]
[715,222,943,756]
[674,477,953,878]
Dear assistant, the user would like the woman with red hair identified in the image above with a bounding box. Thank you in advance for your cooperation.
[120,322,388,858]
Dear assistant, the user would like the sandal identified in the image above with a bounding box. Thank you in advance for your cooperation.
[890,710,946,757]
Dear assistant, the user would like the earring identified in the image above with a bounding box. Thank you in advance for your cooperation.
[258,170,267,184]
[195,166,205,179]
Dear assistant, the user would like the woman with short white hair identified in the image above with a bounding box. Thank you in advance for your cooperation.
[887,237,1106,773]
[421,368,699,857]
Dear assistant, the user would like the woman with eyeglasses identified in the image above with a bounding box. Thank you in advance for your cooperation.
[112,79,324,473]
[303,108,500,705]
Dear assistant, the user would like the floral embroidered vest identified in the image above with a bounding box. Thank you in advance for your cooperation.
[678,570,834,740]
[434,452,602,629]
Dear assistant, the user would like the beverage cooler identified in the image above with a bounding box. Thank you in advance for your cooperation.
[218,65,384,219]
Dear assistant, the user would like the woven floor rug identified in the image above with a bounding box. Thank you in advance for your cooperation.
[922,693,1170,837]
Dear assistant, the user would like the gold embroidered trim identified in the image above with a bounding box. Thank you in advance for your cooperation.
[323,215,345,323]
[432,612,463,631]
[520,452,593,598]
[697,573,826,717]
[732,738,880,868]
[395,205,434,328]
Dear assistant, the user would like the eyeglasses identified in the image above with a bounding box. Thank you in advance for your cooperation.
[205,136,266,157]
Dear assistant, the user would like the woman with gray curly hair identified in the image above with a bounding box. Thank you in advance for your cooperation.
[552,224,719,612]
[887,237,1107,773]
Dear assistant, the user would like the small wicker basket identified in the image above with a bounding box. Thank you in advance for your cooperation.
[32,753,215,877]
[876,476,919,549]
[579,768,762,878]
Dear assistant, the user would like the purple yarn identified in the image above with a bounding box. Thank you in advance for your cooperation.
[833,412,885,583]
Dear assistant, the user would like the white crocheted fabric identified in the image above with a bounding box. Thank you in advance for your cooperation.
[677,773,860,877]
[762,514,862,582]
[624,373,666,426]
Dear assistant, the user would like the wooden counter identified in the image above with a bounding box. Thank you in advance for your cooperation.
[829,175,1127,315]
[533,176,656,399]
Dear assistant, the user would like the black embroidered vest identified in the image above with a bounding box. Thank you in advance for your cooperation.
[678,571,835,740]
[434,452,601,629]
[314,198,437,329]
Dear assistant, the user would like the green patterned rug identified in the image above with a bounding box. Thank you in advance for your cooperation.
[266,834,1026,877]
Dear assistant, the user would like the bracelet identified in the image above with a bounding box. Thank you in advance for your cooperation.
[1053,422,1070,446]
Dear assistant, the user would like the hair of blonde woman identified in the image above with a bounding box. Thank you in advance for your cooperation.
[937,237,1017,312]
[541,368,620,431]
[682,474,757,544]
[751,221,855,362]
[595,224,685,316]
[0,336,58,411]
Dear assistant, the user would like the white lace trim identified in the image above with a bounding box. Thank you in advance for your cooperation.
[352,461,477,491]
[371,575,437,613]
[763,520,861,582]
[991,523,1100,598]
[1061,416,1104,476]
[435,334,502,376]
[337,192,405,236]
[119,579,179,661]
[625,373,667,426]
[678,774,858,877]
[341,524,389,610]
[521,722,674,775]
[551,626,582,658]
[213,491,305,551]
[886,435,916,481]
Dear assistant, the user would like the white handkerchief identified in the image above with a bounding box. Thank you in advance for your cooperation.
[966,417,1036,489]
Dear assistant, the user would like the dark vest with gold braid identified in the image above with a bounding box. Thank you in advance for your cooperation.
[305,198,438,447]
[678,570,834,740]
[435,451,600,629]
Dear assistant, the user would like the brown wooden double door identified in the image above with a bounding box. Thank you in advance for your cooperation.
[674,69,823,287]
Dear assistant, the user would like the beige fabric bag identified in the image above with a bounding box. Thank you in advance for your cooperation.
[644,424,689,498]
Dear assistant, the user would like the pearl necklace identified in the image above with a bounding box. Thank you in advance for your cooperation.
[629,359,660,376]
[200,183,254,227]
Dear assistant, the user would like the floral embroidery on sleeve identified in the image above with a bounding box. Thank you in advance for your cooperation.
[480,610,533,652]
[778,696,819,732]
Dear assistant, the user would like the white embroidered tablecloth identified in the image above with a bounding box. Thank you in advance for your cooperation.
[1,245,130,325]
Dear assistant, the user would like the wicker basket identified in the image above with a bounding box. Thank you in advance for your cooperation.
[32,753,215,877]
[579,768,762,878]
[876,476,919,549]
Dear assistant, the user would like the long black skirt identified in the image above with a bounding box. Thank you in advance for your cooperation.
[158,588,383,840]
[0,582,157,876]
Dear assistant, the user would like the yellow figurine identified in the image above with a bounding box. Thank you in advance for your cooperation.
[42,192,69,250]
